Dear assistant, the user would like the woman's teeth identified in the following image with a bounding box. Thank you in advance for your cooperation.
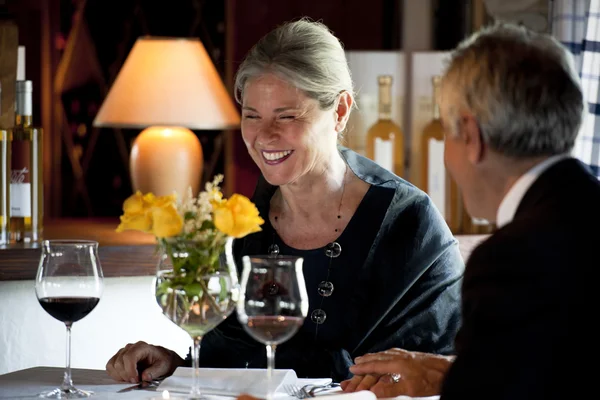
[263,150,292,161]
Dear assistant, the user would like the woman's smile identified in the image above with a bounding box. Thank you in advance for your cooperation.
[261,149,294,165]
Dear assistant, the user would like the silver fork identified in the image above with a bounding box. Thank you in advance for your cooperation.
[307,382,341,396]
[284,384,312,398]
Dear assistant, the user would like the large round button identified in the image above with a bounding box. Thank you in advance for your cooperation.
[311,309,327,324]
[267,244,280,256]
[317,281,334,297]
[324,242,342,258]
[267,283,279,296]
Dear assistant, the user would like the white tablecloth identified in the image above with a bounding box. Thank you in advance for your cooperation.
[0,367,439,400]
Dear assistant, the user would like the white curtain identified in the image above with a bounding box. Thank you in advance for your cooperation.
[552,0,600,178]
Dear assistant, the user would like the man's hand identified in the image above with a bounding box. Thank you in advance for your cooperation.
[341,348,455,398]
[106,341,185,383]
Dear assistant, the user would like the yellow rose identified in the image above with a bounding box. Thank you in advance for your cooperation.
[116,191,183,238]
[153,193,178,208]
[151,200,183,238]
[122,191,155,213]
[213,194,264,238]
[116,210,152,233]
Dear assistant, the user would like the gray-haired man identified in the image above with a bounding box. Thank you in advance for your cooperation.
[343,22,598,400]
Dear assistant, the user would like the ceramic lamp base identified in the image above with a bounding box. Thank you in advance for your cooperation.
[130,126,203,198]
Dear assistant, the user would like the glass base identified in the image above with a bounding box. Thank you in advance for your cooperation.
[38,387,93,399]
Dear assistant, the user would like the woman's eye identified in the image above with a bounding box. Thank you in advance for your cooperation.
[279,115,295,120]
[243,115,259,119]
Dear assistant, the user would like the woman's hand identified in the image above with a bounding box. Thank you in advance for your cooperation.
[341,348,454,398]
[106,341,185,383]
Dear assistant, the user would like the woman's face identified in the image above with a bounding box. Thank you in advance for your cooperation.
[241,73,339,187]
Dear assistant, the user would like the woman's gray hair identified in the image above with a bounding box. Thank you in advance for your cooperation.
[234,18,355,112]
[441,22,584,158]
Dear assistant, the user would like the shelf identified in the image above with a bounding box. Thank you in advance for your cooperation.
[0,218,159,281]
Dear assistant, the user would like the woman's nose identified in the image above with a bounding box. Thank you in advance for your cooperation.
[257,123,280,146]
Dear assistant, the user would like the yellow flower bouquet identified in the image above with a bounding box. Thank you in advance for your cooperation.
[116,175,264,336]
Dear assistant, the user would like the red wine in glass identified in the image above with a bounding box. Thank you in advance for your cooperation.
[35,240,104,399]
[39,297,100,324]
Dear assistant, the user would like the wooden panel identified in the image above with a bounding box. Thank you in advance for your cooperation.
[0,20,18,129]
[0,218,159,281]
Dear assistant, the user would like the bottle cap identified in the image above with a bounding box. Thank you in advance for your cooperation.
[16,80,33,93]
[378,75,393,85]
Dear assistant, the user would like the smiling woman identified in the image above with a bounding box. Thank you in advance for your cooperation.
[239,72,350,192]
[105,17,465,384]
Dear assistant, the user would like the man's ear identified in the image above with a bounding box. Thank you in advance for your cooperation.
[461,113,485,164]
[334,91,353,133]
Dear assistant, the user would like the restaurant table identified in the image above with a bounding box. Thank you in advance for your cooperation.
[0,366,171,399]
[0,367,440,400]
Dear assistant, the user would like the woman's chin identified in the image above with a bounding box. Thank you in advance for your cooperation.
[259,168,297,187]
[261,174,290,187]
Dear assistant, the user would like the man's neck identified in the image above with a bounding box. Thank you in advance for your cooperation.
[481,155,552,222]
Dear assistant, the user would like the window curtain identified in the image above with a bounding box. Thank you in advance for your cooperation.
[552,0,600,178]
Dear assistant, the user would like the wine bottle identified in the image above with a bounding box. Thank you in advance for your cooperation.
[420,76,462,233]
[0,82,10,245]
[365,75,404,177]
[9,80,43,243]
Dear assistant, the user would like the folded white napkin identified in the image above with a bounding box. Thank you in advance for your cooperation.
[158,367,298,398]
[308,391,376,400]
[386,397,439,400]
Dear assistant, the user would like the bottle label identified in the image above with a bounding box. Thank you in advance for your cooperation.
[427,138,446,218]
[374,138,394,173]
[10,182,31,217]
[10,140,32,218]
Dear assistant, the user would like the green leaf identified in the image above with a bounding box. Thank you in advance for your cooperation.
[184,282,203,298]
[156,281,171,296]
[219,276,228,302]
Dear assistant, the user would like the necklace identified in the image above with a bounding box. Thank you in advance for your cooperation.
[268,165,348,334]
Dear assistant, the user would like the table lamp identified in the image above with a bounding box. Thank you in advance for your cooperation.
[93,37,240,198]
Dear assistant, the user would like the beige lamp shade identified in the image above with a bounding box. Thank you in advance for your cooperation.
[93,37,240,198]
[94,37,240,129]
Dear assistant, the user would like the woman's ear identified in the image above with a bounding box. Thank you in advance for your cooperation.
[334,91,353,133]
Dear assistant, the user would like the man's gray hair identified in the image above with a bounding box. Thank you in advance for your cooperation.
[441,22,585,158]
[234,18,355,112]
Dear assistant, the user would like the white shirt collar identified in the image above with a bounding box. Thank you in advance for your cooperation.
[496,154,570,228]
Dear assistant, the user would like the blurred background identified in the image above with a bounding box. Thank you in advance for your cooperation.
[0,0,552,220]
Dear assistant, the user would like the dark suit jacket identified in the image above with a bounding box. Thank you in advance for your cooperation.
[441,158,599,399]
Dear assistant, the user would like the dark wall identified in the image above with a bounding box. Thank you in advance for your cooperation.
[433,0,469,50]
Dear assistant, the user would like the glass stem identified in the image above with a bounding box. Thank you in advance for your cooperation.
[266,344,277,400]
[61,323,74,391]
[191,336,203,397]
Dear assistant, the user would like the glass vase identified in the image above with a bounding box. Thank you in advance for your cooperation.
[155,236,238,399]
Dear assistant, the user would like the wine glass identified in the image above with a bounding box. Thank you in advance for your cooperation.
[155,237,239,399]
[237,255,309,399]
[35,240,104,399]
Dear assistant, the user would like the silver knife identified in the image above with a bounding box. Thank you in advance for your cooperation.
[117,379,161,393]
